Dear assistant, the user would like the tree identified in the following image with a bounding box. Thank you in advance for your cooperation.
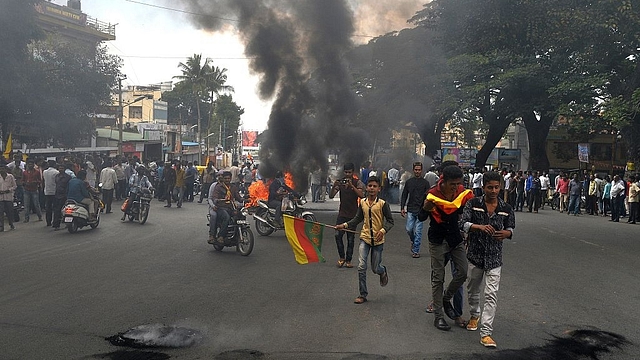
[209,94,244,151]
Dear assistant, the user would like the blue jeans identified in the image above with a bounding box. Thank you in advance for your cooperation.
[357,240,386,298]
[23,190,42,221]
[406,212,423,254]
[568,194,580,214]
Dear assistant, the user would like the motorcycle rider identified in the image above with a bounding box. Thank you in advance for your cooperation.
[67,170,99,220]
[211,171,244,243]
[207,170,225,244]
[268,171,295,227]
[122,165,153,220]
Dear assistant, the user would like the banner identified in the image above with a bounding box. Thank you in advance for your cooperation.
[242,131,259,147]
[578,143,590,163]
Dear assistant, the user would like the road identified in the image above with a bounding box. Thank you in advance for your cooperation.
[0,197,637,359]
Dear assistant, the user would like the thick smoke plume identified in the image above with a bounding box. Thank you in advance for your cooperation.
[178,0,422,190]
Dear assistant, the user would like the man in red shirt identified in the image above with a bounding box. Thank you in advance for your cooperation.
[22,159,43,222]
[555,173,569,213]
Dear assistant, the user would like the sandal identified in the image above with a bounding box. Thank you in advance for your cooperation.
[344,262,353,268]
[412,253,420,258]
[425,301,434,313]
[455,317,468,328]
[354,296,367,304]
[337,259,345,268]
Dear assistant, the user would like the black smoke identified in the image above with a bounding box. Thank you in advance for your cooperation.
[179,0,367,190]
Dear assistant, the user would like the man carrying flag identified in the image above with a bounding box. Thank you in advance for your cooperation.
[419,162,474,331]
[336,176,394,304]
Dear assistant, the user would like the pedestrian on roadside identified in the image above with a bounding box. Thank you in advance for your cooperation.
[556,173,569,213]
[114,160,126,200]
[602,175,612,216]
[52,163,72,230]
[199,162,216,203]
[539,171,550,210]
[42,160,59,226]
[419,162,474,331]
[330,163,365,268]
[184,162,197,202]
[568,173,582,216]
[163,161,177,208]
[22,159,43,223]
[336,176,394,304]
[99,160,117,213]
[461,171,515,348]
[610,175,625,222]
[400,162,430,258]
[626,175,638,224]
[527,171,541,213]
[472,168,484,197]
[0,161,17,231]
[173,162,186,208]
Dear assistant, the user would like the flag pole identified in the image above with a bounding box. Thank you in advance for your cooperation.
[294,216,360,234]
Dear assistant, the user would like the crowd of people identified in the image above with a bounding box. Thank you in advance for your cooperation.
[0,151,259,232]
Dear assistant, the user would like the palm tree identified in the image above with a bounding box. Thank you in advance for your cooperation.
[174,54,210,144]
[206,66,234,145]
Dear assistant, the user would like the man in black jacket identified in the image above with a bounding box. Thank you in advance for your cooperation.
[400,162,430,258]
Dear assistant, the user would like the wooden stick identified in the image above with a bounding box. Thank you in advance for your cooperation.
[292,215,360,234]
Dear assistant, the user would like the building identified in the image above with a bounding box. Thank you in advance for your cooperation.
[35,0,115,44]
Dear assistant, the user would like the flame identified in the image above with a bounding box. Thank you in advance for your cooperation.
[246,172,296,208]
[247,180,271,208]
[285,172,295,189]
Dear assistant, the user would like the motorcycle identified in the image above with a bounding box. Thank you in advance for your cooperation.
[121,188,153,224]
[62,196,105,233]
[207,205,254,256]
[252,192,316,236]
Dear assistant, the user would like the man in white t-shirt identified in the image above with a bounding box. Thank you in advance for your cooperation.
[472,168,484,197]
[539,172,550,209]
[42,160,59,227]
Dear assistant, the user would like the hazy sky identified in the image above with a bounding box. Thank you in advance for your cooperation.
[74,0,423,131]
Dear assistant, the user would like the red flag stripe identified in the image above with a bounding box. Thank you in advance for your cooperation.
[293,218,319,263]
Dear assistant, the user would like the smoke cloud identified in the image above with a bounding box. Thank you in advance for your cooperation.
[176,0,422,190]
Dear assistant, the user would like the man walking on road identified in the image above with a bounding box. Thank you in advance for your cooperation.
[163,161,176,208]
[329,163,365,268]
[0,161,17,231]
[99,160,117,214]
[461,171,515,348]
[22,159,43,223]
[42,160,59,226]
[419,163,474,331]
[400,162,430,258]
[610,175,625,222]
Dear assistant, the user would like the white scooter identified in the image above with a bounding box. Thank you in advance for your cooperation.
[62,195,104,233]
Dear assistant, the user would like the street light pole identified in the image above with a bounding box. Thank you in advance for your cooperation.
[118,76,125,156]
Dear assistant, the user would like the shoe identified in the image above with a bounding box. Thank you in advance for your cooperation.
[467,316,479,331]
[177,205,182,208]
[412,253,420,258]
[354,296,367,304]
[53,227,60,231]
[435,318,451,331]
[216,236,225,244]
[379,269,388,287]
[10,225,15,230]
[23,219,29,223]
[344,262,353,268]
[197,200,202,203]
[208,235,216,244]
[425,301,434,313]
[337,259,345,268]
[454,317,467,328]
[38,217,43,221]
[481,335,497,347]
[443,299,457,320]
[164,205,171,208]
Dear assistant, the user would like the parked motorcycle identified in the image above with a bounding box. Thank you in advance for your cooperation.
[207,205,254,256]
[121,188,153,224]
[252,193,316,236]
[62,197,105,233]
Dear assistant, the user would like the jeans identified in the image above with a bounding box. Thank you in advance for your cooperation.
[468,264,501,337]
[311,184,320,202]
[357,240,385,298]
[208,206,218,236]
[116,180,126,200]
[629,202,639,223]
[429,241,468,319]
[172,186,184,207]
[611,195,624,221]
[102,189,114,213]
[217,208,231,237]
[268,199,283,226]
[23,190,42,221]
[568,194,580,215]
[0,200,15,229]
[527,188,540,211]
[335,215,355,262]
[405,211,424,254]
[52,197,66,228]
[185,183,194,201]
[44,194,55,225]
[516,190,525,210]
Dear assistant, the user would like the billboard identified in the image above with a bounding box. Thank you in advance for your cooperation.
[242,131,259,148]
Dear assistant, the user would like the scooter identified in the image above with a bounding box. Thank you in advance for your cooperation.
[252,192,316,236]
[62,196,104,233]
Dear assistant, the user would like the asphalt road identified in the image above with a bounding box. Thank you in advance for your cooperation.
[0,197,637,360]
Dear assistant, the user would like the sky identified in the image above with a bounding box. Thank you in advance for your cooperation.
[70,0,424,132]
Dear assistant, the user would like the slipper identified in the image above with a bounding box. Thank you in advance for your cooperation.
[344,262,353,268]
[455,317,468,328]
[337,259,345,268]
[412,253,420,258]
[425,301,434,313]
[354,296,367,304]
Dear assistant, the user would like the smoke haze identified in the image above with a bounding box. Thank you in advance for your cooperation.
[176,0,423,189]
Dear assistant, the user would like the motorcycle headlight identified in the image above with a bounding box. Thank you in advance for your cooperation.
[299,197,307,205]
[241,207,249,217]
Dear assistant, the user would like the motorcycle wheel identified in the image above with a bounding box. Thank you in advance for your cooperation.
[237,228,254,256]
[255,209,274,236]
[302,213,317,223]
[139,205,149,225]
[213,244,224,251]
[67,221,78,234]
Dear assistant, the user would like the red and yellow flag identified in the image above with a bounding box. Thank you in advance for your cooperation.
[283,214,325,264]
[426,189,474,214]
[3,133,12,159]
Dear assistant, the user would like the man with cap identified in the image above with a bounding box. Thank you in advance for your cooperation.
[207,170,225,243]
[0,160,17,231]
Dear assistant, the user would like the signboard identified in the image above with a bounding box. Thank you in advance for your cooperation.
[35,3,87,26]
[442,141,457,148]
[458,149,478,168]
[153,101,168,122]
[242,130,259,148]
[578,143,590,163]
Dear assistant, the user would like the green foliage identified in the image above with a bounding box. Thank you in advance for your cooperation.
[209,94,244,148]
